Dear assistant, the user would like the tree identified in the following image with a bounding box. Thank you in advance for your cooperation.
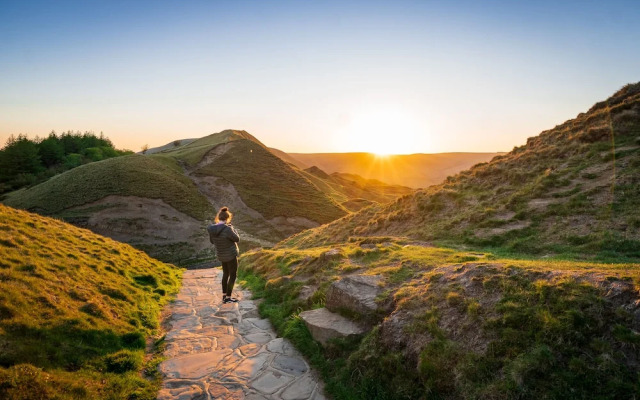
[38,133,65,167]
[0,135,43,176]
[141,144,149,154]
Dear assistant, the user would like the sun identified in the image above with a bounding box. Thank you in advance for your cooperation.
[336,107,421,155]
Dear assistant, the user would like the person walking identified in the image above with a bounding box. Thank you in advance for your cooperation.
[207,207,240,303]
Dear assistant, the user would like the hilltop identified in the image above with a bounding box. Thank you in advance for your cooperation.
[237,82,640,400]
[0,204,181,399]
[4,129,411,265]
[288,83,640,261]
[282,151,503,188]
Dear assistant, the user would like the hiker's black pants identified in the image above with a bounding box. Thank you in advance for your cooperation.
[221,258,238,296]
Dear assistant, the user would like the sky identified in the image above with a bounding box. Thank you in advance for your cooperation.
[1,0,639,154]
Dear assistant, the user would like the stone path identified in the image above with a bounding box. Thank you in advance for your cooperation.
[158,268,326,400]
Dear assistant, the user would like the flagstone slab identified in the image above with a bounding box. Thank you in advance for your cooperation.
[160,349,232,379]
[272,355,308,376]
[281,375,317,400]
[251,369,296,395]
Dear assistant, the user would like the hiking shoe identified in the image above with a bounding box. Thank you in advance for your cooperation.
[222,296,231,304]
[226,297,239,303]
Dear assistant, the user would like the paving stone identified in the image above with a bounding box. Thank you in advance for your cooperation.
[208,382,244,399]
[281,375,317,400]
[229,352,271,380]
[246,318,273,330]
[215,332,242,349]
[170,307,194,319]
[266,338,299,356]
[164,337,216,357]
[244,331,274,344]
[244,394,270,400]
[213,349,245,377]
[251,369,296,395]
[194,305,219,318]
[157,384,207,400]
[169,315,202,331]
[272,355,308,376]
[238,343,263,357]
[160,349,232,379]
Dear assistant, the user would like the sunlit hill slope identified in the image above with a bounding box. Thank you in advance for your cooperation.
[237,83,640,400]
[289,82,640,260]
[0,204,181,399]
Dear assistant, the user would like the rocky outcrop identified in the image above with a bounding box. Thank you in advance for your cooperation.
[325,275,383,316]
[299,308,366,345]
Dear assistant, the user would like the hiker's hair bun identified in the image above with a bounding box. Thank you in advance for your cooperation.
[216,207,232,223]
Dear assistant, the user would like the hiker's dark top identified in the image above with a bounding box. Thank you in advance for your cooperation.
[207,222,240,262]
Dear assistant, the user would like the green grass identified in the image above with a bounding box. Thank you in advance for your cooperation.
[193,139,347,224]
[162,129,258,167]
[239,237,640,400]
[3,154,213,220]
[0,205,182,399]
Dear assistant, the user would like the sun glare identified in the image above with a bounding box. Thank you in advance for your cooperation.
[336,108,421,155]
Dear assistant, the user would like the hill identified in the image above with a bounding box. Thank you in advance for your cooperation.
[141,138,197,155]
[0,204,181,399]
[299,167,414,211]
[237,82,640,400]
[288,83,640,261]
[282,151,503,188]
[4,154,215,264]
[5,130,410,265]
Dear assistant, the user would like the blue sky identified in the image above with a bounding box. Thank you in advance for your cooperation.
[1,0,638,153]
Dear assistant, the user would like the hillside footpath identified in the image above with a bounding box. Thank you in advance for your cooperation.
[158,268,326,400]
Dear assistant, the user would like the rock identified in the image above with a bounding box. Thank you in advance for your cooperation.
[320,248,342,261]
[298,285,316,302]
[299,308,366,345]
[325,275,383,316]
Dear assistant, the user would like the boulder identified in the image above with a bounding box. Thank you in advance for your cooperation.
[325,275,383,316]
[320,248,342,261]
[299,308,365,345]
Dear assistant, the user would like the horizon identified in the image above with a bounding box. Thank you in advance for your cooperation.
[1,1,639,155]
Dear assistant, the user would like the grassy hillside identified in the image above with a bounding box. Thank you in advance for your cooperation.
[189,135,348,225]
[285,151,503,188]
[237,83,640,400]
[300,167,414,211]
[287,82,640,261]
[4,154,212,220]
[0,204,181,399]
[165,129,261,167]
[239,240,640,400]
